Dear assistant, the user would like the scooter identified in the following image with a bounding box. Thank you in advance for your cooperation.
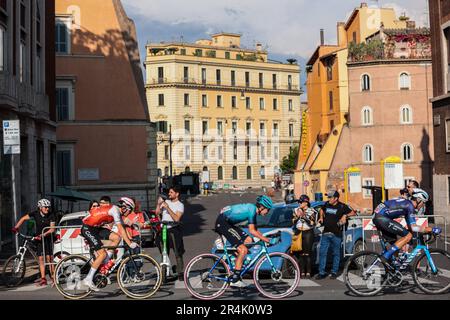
[159,221,180,284]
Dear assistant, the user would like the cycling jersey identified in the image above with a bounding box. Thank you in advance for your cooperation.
[82,204,122,227]
[220,203,257,226]
[374,198,416,225]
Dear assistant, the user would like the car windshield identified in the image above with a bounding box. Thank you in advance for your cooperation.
[59,218,83,227]
[255,206,296,228]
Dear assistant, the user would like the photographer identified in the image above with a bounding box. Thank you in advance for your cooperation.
[155,185,185,281]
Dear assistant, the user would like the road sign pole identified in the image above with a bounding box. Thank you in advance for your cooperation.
[11,154,19,253]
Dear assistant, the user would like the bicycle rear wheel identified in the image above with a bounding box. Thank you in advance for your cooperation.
[412,248,450,294]
[184,253,230,300]
[53,255,92,300]
[117,254,162,299]
[253,252,300,299]
[343,251,388,297]
[2,255,26,287]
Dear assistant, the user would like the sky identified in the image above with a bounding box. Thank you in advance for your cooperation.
[121,0,429,95]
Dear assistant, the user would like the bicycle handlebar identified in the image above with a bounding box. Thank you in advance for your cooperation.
[18,233,34,241]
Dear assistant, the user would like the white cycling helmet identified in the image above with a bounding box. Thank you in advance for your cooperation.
[37,199,51,208]
[118,197,135,211]
[411,188,429,203]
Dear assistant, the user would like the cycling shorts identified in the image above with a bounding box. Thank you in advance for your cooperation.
[372,214,410,243]
[215,214,249,248]
[81,225,112,251]
[36,237,54,257]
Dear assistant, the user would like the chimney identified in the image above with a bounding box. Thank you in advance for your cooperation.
[406,21,416,29]
[320,29,325,46]
[360,2,367,8]
[337,22,347,47]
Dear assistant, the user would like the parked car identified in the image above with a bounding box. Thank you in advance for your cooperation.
[211,201,364,272]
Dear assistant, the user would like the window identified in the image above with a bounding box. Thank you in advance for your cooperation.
[185,167,191,173]
[202,68,207,84]
[272,74,277,89]
[202,94,207,107]
[55,18,70,54]
[203,146,208,160]
[56,87,70,121]
[218,146,223,160]
[273,98,278,111]
[183,67,189,83]
[288,99,293,112]
[57,149,73,186]
[399,72,411,90]
[232,121,238,135]
[233,141,238,160]
[217,121,223,136]
[329,91,333,111]
[157,93,166,106]
[158,67,164,83]
[157,121,168,133]
[400,105,412,124]
[225,52,230,59]
[260,166,266,179]
[184,93,189,106]
[247,166,252,180]
[363,144,374,163]
[260,122,266,136]
[246,122,252,136]
[447,119,450,152]
[246,142,251,160]
[217,95,222,107]
[361,106,373,126]
[361,74,370,91]
[246,97,251,109]
[36,48,42,92]
[218,166,224,180]
[184,120,190,134]
[260,145,265,160]
[164,146,169,160]
[231,96,237,108]
[289,124,294,137]
[180,48,186,55]
[232,166,238,180]
[353,31,357,43]
[288,75,293,89]
[245,72,250,87]
[195,49,203,56]
[0,26,5,72]
[402,143,413,162]
[216,69,221,85]
[259,98,265,110]
[326,64,332,81]
[19,42,25,83]
[363,178,375,199]
[164,167,169,176]
[274,146,279,160]
[185,145,191,160]
[202,121,208,135]
[231,70,236,86]
[330,120,334,131]
[259,73,264,88]
[273,123,279,137]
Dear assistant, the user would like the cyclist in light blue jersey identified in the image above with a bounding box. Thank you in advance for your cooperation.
[215,195,276,283]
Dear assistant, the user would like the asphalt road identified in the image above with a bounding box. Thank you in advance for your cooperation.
[0,191,449,301]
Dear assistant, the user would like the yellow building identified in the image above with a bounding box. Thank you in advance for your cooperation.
[295,3,407,199]
[145,33,302,188]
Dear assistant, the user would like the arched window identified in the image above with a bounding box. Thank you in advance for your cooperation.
[402,143,413,162]
[361,106,373,126]
[399,72,411,90]
[247,166,252,180]
[361,74,371,91]
[400,105,412,124]
[232,166,238,180]
[218,166,223,180]
[363,144,374,163]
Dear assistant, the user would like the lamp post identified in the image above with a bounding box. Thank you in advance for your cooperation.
[169,124,173,178]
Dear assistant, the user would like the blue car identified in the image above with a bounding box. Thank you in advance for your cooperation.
[211,201,364,271]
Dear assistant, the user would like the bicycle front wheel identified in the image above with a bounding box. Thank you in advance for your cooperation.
[54,255,92,300]
[117,254,162,299]
[2,255,26,287]
[253,252,300,299]
[412,248,450,294]
[343,251,388,297]
[184,254,230,300]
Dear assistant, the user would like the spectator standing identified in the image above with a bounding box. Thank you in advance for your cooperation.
[316,191,356,280]
[292,195,317,278]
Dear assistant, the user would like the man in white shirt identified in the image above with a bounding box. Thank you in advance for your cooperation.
[155,185,185,281]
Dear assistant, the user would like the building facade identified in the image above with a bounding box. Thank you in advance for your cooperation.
[429,0,450,219]
[0,0,56,251]
[145,33,302,188]
[55,0,157,210]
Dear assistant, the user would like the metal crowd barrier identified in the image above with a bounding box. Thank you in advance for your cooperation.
[342,214,448,258]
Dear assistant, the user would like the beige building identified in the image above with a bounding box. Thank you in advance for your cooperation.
[145,33,301,188]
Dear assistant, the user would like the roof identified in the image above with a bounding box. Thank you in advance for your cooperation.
[310,124,344,171]
[345,8,360,30]
[306,45,340,66]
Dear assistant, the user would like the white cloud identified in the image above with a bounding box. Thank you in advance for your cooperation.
[122,0,428,58]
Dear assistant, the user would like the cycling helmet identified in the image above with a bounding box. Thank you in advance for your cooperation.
[298,194,310,204]
[411,188,429,203]
[118,197,135,211]
[256,195,274,210]
[37,199,51,208]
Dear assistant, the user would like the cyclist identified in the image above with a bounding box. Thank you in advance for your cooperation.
[215,195,277,283]
[12,199,56,286]
[372,188,441,263]
[81,196,139,291]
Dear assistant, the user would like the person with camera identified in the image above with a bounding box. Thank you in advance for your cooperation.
[155,185,185,281]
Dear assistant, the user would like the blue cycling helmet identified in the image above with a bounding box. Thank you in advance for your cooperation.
[256,195,274,210]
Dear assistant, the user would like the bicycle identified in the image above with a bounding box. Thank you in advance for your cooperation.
[2,233,40,287]
[343,230,450,296]
[53,242,162,300]
[184,231,300,300]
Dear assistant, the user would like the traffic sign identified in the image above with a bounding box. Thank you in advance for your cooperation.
[3,120,20,155]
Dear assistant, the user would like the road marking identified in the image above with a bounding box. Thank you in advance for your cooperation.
[11,283,48,292]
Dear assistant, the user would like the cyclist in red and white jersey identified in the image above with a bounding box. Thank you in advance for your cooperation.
[81,196,138,291]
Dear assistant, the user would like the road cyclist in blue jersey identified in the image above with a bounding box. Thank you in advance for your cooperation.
[372,188,442,266]
[214,195,276,283]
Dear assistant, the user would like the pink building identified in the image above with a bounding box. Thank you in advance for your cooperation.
[328,28,434,213]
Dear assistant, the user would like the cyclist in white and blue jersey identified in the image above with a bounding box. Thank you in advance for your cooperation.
[215,195,276,283]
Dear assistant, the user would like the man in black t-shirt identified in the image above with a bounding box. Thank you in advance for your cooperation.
[316,191,355,280]
[12,199,56,286]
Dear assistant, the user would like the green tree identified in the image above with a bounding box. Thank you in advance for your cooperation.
[280,146,299,174]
